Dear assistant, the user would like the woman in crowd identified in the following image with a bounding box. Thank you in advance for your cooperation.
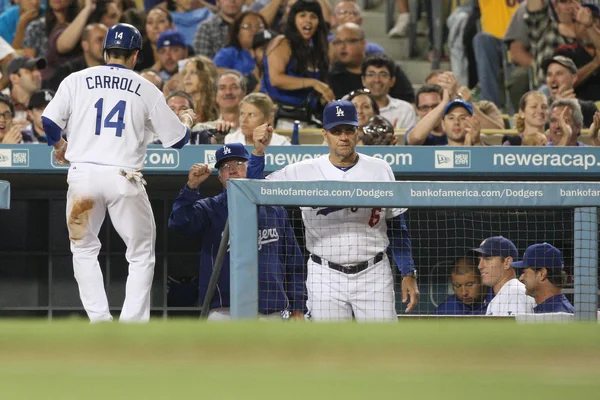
[214,11,268,76]
[347,88,380,133]
[504,91,549,146]
[263,0,334,122]
[141,6,174,72]
[180,56,219,124]
[224,92,290,145]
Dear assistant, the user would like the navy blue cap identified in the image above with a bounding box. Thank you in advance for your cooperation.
[443,98,474,117]
[157,30,186,50]
[511,243,564,270]
[214,143,250,169]
[471,236,518,259]
[323,100,359,131]
[582,2,600,18]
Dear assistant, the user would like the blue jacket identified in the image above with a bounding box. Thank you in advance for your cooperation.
[168,187,306,314]
[534,294,574,314]
[434,288,494,315]
[246,154,416,275]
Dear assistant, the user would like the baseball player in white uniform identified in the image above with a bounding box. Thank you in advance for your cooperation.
[472,236,536,316]
[247,100,419,322]
[42,24,195,323]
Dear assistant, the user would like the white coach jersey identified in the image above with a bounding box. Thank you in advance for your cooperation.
[43,64,188,169]
[486,279,536,316]
[267,154,405,265]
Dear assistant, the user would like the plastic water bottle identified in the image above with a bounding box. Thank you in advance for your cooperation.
[291,120,300,145]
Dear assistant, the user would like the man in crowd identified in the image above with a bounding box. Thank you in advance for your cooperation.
[361,54,416,129]
[329,1,384,58]
[155,30,188,81]
[543,55,597,127]
[22,88,54,143]
[435,257,493,315]
[547,98,590,146]
[405,83,446,145]
[0,93,22,143]
[193,0,244,59]
[472,236,536,316]
[45,23,108,92]
[513,243,574,313]
[6,55,45,122]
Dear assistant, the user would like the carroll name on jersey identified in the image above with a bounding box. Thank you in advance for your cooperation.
[85,75,142,97]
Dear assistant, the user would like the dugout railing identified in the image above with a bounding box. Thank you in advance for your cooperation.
[227,180,599,320]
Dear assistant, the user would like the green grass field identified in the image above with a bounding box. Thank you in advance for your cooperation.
[0,320,599,400]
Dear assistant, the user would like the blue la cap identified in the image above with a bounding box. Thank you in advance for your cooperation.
[157,30,186,50]
[511,243,564,271]
[443,98,474,117]
[322,100,359,131]
[471,236,518,259]
[214,143,250,169]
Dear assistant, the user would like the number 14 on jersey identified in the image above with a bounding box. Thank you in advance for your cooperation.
[94,98,127,137]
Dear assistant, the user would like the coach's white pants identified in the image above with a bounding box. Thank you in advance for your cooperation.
[66,163,156,323]
[306,256,397,322]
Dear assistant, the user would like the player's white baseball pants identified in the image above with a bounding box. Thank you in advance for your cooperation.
[306,255,397,322]
[66,163,156,323]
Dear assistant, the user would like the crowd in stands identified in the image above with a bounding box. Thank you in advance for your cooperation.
[1,0,600,147]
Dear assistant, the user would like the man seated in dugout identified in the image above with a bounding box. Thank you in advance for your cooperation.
[435,257,493,315]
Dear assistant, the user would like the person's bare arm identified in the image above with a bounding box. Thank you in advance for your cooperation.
[12,9,39,49]
[509,41,533,67]
[407,96,448,145]
[0,52,14,91]
[574,58,600,87]
[318,0,333,22]
[56,0,95,54]
[526,0,544,12]
[259,0,284,27]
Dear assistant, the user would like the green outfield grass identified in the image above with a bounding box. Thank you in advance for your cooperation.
[0,319,599,400]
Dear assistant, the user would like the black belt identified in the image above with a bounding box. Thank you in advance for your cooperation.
[310,252,384,275]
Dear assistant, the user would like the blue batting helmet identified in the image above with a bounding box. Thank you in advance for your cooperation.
[103,23,142,51]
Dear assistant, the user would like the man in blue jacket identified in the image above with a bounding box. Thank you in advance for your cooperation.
[168,143,306,320]
[513,243,574,314]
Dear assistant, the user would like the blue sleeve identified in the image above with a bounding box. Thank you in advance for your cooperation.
[246,153,266,179]
[278,208,307,313]
[168,186,212,235]
[365,41,385,56]
[387,213,415,275]
[213,47,235,69]
[42,116,63,146]
[170,127,190,149]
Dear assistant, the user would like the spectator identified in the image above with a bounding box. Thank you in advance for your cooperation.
[165,90,213,144]
[327,22,368,99]
[155,30,189,81]
[6,56,45,122]
[525,0,578,86]
[180,56,219,123]
[263,0,333,124]
[388,0,409,38]
[514,243,574,314]
[88,0,122,28]
[503,90,549,146]
[0,0,44,50]
[472,236,536,316]
[409,72,484,146]
[140,68,164,91]
[329,1,383,60]
[246,28,277,92]
[224,92,290,145]
[553,3,600,102]
[193,0,244,59]
[427,70,505,130]
[215,70,245,127]
[405,83,446,146]
[0,93,22,144]
[168,143,306,320]
[361,115,396,146]
[434,257,493,315]
[141,6,175,72]
[548,98,589,146]
[0,36,15,91]
[504,1,535,115]
[22,0,79,64]
[213,11,267,75]
[22,88,54,143]
[44,23,108,92]
[347,88,379,133]
[361,54,416,129]
[472,0,523,108]
[544,55,598,128]
[168,0,213,46]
